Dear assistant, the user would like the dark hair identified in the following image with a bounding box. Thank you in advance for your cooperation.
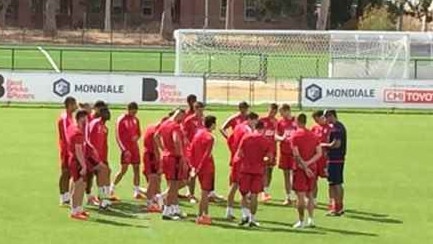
[269,103,278,110]
[312,110,324,118]
[75,109,88,121]
[280,103,291,111]
[79,102,90,109]
[247,112,259,120]
[238,101,250,109]
[63,96,76,108]
[93,100,107,109]
[204,115,217,128]
[194,101,205,109]
[325,109,337,118]
[99,107,111,121]
[127,102,139,111]
[297,113,307,125]
[256,121,264,130]
[187,94,197,103]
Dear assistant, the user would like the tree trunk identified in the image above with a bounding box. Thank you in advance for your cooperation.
[160,0,173,40]
[317,0,330,30]
[104,0,111,32]
[421,14,427,32]
[44,0,58,35]
[0,0,12,28]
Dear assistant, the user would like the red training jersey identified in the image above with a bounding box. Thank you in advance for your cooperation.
[291,128,320,168]
[143,124,158,153]
[182,114,204,143]
[238,132,272,175]
[311,123,331,144]
[259,116,277,154]
[57,112,74,153]
[223,113,247,132]
[115,114,141,151]
[189,128,215,174]
[66,124,86,162]
[227,121,253,165]
[156,120,183,157]
[87,118,108,162]
[277,117,297,155]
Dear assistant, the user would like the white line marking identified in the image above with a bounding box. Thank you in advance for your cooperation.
[37,46,60,73]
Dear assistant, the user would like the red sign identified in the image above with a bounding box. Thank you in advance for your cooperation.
[384,89,433,104]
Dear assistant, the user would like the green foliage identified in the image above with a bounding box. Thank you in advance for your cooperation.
[358,5,396,30]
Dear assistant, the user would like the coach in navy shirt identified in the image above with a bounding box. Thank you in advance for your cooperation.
[323,110,347,216]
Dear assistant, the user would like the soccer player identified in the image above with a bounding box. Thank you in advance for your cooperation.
[57,96,77,206]
[225,112,259,220]
[154,108,187,220]
[186,94,197,117]
[189,115,217,225]
[219,101,250,139]
[86,107,113,209]
[291,113,322,228]
[311,110,331,203]
[259,103,278,202]
[182,101,205,203]
[111,102,143,199]
[322,110,347,216]
[90,100,107,120]
[237,121,273,227]
[66,109,90,220]
[79,103,92,119]
[275,103,297,205]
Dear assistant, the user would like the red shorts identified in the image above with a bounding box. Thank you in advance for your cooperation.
[143,151,159,177]
[279,154,295,170]
[317,156,328,178]
[229,163,240,185]
[60,150,68,169]
[239,173,263,195]
[266,151,277,167]
[86,157,99,172]
[198,172,215,191]
[162,155,189,181]
[293,169,317,193]
[121,147,140,165]
[68,159,84,182]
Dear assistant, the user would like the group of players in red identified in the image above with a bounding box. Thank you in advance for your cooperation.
[57,95,347,228]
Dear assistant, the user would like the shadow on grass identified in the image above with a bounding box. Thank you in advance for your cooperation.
[316,202,389,218]
[90,218,148,229]
[315,226,378,237]
[346,214,403,224]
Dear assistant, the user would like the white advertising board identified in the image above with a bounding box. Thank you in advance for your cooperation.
[0,71,204,105]
[301,78,433,109]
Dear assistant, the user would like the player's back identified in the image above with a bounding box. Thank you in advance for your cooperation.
[189,129,214,169]
[58,112,73,144]
[66,124,85,159]
[182,114,203,142]
[143,124,157,152]
[225,113,246,131]
[158,120,181,156]
[239,132,270,174]
[228,122,251,154]
[292,128,319,162]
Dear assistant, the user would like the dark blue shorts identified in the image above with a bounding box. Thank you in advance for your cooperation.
[327,163,344,185]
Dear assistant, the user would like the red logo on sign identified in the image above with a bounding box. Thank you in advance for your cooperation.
[384,89,433,104]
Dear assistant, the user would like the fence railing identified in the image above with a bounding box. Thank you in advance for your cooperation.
[0,46,432,79]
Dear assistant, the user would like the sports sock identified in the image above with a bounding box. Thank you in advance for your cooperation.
[264,187,269,193]
[226,207,233,216]
[133,185,140,194]
[286,193,291,200]
[109,183,115,193]
[241,207,250,219]
[162,205,170,216]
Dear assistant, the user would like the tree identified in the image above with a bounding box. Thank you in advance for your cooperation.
[160,0,174,40]
[330,0,352,29]
[44,0,58,35]
[403,0,433,31]
[104,0,111,31]
[0,0,11,28]
[317,0,331,30]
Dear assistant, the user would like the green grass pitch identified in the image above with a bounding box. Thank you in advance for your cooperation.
[0,107,432,243]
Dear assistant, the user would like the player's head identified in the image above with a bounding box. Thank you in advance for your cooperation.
[99,107,111,122]
[75,109,88,127]
[247,112,259,128]
[93,100,107,117]
[127,102,139,116]
[238,101,250,115]
[194,101,205,116]
[279,103,291,118]
[325,109,338,123]
[268,103,278,117]
[312,110,326,125]
[204,115,217,131]
[187,94,197,108]
[255,120,265,134]
[64,96,77,112]
[172,108,186,122]
[79,103,91,114]
[296,113,307,127]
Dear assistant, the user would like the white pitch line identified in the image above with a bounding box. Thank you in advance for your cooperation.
[37,46,60,73]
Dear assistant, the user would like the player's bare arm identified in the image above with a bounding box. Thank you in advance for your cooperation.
[195,139,214,176]
[75,144,87,176]
[321,139,341,149]
[304,145,323,166]
[153,132,164,172]
[219,118,231,139]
